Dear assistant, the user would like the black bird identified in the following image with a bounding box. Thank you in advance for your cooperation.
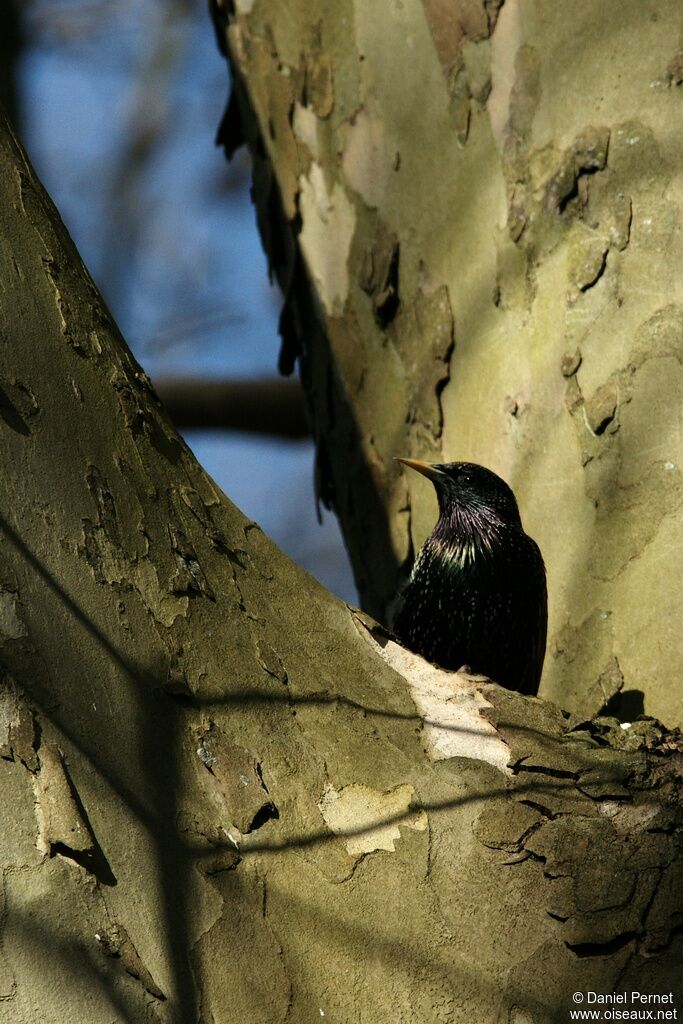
[393,459,547,695]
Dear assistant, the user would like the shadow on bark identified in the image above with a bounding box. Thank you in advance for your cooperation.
[2,509,682,1017]
[1,905,164,1022]
[0,513,197,1022]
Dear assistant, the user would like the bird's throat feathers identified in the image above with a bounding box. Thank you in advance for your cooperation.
[429,503,509,569]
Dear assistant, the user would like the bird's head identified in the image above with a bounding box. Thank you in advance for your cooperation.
[396,459,522,528]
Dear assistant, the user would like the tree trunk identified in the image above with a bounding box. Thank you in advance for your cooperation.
[1,37,682,1024]
[216,0,683,728]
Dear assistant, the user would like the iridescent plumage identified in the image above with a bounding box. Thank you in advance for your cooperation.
[394,460,547,695]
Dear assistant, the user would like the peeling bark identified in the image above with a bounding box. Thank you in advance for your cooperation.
[215,0,683,729]
[1,8,683,1021]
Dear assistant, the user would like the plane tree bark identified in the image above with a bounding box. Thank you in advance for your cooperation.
[215,0,683,729]
[0,46,682,1024]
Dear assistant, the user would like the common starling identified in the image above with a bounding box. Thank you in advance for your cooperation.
[393,459,547,695]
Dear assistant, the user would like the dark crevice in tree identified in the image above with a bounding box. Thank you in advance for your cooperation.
[566,932,639,958]
[248,802,280,832]
[557,164,602,215]
[511,761,580,780]
[0,382,30,435]
[50,841,117,888]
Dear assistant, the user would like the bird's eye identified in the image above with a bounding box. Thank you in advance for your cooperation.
[456,472,469,485]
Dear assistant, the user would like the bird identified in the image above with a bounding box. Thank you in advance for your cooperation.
[393,459,547,695]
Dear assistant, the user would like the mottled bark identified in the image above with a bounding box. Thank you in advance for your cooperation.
[216,0,683,728]
[1,49,682,1024]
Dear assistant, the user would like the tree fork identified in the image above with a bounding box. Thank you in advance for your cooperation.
[0,111,682,1022]
[212,0,683,730]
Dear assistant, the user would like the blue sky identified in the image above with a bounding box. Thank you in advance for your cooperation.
[19,0,355,602]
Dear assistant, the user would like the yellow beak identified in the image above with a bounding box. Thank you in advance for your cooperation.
[395,458,444,483]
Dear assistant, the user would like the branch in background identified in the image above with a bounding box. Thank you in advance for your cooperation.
[154,376,310,438]
[0,0,23,128]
